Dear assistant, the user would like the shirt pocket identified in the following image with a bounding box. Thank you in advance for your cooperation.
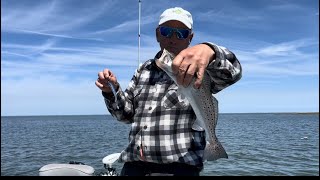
[161,84,189,109]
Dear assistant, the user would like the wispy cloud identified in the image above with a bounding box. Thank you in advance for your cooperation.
[240,41,319,76]
[1,0,113,38]
[7,29,105,41]
[255,38,318,56]
[195,31,319,77]
[196,9,263,27]
[91,15,157,35]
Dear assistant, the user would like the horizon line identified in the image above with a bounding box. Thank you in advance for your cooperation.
[1,112,319,117]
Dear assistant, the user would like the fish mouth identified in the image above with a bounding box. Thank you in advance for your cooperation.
[155,58,163,68]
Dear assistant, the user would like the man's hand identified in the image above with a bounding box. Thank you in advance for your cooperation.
[172,44,215,89]
[95,69,119,94]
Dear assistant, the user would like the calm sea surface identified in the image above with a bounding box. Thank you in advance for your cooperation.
[1,113,319,176]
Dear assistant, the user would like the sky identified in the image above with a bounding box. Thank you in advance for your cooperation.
[1,0,319,116]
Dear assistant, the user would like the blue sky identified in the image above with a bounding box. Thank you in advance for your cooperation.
[1,0,319,116]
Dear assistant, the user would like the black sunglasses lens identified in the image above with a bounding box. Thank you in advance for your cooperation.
[176,29,189,39]
[160,27,172,37]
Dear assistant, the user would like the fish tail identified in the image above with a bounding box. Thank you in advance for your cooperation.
[203,140,228,161]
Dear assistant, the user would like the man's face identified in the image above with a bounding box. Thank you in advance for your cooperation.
[156,20,193,56]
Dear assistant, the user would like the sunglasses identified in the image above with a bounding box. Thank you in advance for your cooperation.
[159,26,191,40]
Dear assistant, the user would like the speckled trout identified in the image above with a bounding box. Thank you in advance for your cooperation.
[155,49,228,161]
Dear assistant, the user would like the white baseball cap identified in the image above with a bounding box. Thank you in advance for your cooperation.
[159,7,193,29]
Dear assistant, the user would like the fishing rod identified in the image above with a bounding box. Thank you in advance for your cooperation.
[138,0,141,67]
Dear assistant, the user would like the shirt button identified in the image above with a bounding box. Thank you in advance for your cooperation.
[144,125,147,129]
[149,107,152,110]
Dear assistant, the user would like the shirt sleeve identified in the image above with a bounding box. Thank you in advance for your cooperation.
[202,42,242,93]
[102,63,145,124]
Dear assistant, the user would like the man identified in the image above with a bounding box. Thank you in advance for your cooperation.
[95,7,242,176]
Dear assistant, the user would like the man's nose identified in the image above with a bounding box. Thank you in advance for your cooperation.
[169,32,179,43]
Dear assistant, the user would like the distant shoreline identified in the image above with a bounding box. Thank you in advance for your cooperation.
[294,112,319,115]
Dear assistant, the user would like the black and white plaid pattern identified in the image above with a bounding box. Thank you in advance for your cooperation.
[103,42,242,168]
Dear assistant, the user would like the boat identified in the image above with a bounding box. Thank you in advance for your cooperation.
[39,153,121,176]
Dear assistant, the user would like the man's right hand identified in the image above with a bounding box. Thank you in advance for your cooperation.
[95,69,119,94]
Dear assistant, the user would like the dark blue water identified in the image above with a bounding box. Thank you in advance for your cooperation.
[1,113,319,176]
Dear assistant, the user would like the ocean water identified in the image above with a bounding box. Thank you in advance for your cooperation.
[1,113,319,176]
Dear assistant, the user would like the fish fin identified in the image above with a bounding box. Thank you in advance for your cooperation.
[191,119,205,131]
[203,140,228,161]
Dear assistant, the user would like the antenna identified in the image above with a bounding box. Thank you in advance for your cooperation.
[138,0,141,67]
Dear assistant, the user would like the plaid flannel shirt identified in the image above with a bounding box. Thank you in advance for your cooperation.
[103,42,242,168]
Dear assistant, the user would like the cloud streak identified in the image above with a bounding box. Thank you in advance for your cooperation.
[1,0,113,39]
